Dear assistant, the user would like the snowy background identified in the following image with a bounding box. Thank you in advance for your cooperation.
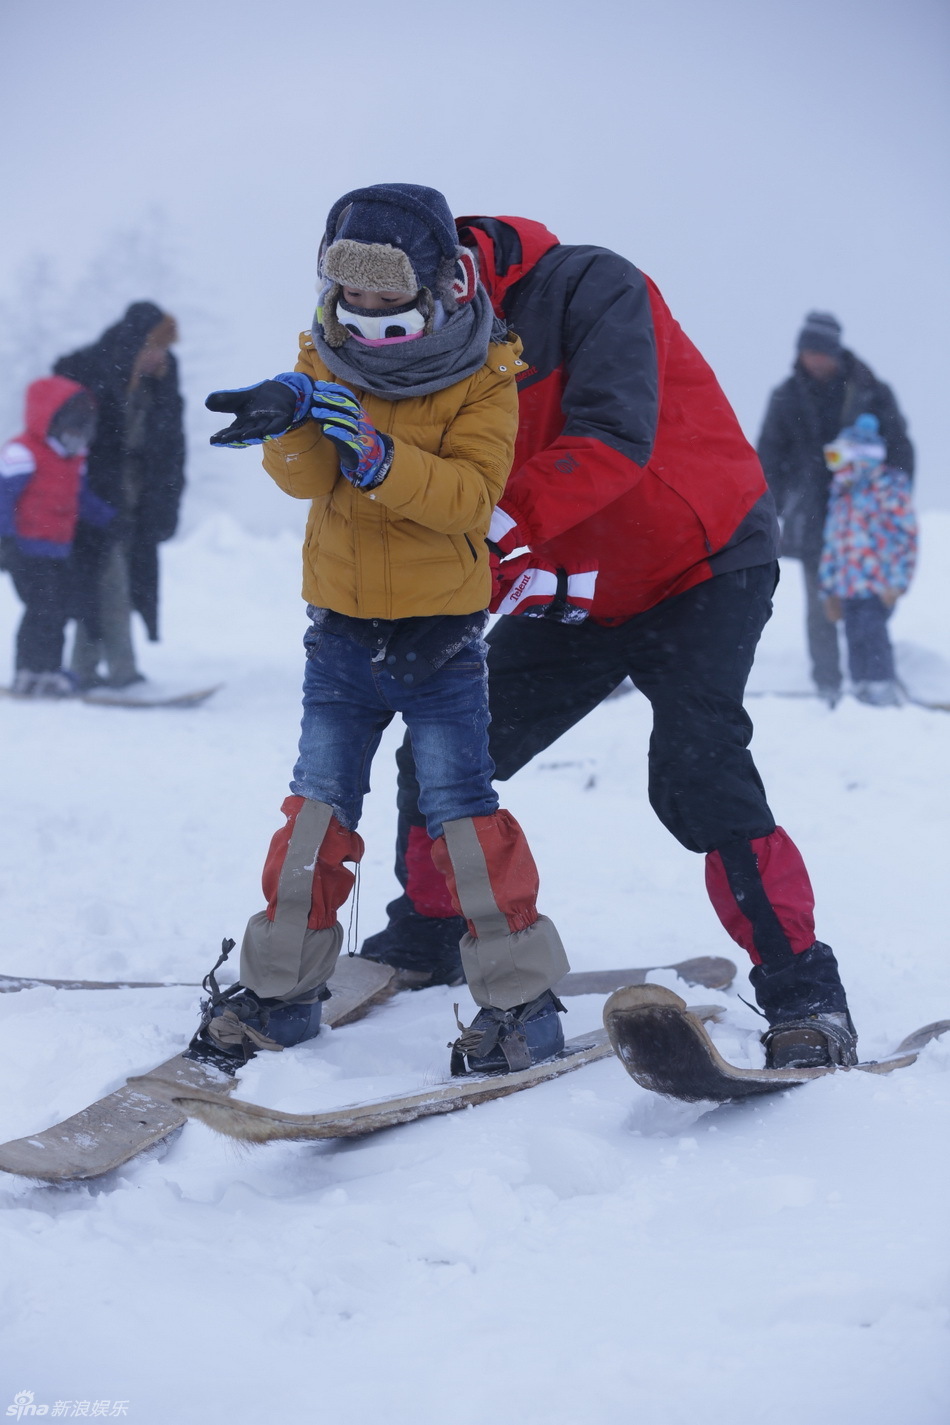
[1,0,949,531]
[1,0,949,1421]
[0,514,949,1425]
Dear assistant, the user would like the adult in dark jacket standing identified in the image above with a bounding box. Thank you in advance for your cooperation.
[360,216,859,1073]
[54,302,186,688]
[757,311,914,702]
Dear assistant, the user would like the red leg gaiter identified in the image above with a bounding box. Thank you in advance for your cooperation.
[705,826,816,966]
[430,810,541,935]
[262,796,364,930]
[405,824,458,918]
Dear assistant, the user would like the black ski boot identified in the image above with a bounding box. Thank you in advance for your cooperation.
[763,1011,858,1069]
[751,941,858,1069]
[450,990,566,1076]
[360,894,466,988]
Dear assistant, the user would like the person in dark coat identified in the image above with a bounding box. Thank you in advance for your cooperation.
[757,312,913,703]
[358,216,860,1074]
[53,302,186,688]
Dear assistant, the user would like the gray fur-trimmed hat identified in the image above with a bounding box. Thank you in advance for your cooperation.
[320,183,461,298]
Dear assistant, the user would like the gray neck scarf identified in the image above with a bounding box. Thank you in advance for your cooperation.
[311,285,507,401]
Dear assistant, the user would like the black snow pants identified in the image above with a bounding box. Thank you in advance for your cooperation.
[363,563,849,1021]
[8,551,73,672]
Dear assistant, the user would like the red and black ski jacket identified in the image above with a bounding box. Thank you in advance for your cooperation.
[457,216,777,624]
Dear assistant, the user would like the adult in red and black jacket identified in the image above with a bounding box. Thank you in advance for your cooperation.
[362,217,856,1062]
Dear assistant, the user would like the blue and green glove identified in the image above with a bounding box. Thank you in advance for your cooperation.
[307,382,393,488]
[206,374,392,488]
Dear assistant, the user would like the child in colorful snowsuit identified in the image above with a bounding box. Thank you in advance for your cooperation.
[819,413,917,707]
[0,376,112,695]
[193,183,569,1074]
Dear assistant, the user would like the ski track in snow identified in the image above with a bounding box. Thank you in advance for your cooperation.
[1,513,949,1425]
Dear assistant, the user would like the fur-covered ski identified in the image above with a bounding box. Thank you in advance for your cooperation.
[132,1006,725,1145]
[603,983,950,1103]
[0,955,736,996]
[0,957,396,1182]
[556,957,735,994]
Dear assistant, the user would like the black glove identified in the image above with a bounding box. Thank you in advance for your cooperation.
[205,380,300,447]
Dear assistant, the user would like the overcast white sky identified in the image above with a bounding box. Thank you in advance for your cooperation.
[1,0,948,524]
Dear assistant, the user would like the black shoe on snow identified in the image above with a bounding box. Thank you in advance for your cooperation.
[450,990,566,1076]
[360,895,466,988]
[188,937,329,1064]
[763,1011,858,1069]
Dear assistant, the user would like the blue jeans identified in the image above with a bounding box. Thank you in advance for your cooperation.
[290,627,498,837]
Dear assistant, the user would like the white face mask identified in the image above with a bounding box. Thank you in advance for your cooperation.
[335,298,426,345]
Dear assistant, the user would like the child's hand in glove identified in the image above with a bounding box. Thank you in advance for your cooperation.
[308,382,394,488]
[205,376,310,447]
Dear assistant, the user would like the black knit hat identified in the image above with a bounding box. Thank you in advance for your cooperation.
[797,311,843,357]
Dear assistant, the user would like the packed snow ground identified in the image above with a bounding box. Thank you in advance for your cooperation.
[1,514,949,1425]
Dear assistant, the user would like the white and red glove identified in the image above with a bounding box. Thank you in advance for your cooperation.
[489,549,597,622]
[487,504,597,622]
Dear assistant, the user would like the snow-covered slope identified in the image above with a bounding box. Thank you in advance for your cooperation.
[1,516,948,1425]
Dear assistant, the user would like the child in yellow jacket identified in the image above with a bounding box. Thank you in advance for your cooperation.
[194,184,569,1073]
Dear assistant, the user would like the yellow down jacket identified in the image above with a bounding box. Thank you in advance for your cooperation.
[261,331,523,619]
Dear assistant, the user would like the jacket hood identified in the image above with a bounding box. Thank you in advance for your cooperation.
[24,375,87,441]
[455,216,560,313]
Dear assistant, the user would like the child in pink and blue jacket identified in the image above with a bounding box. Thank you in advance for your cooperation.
[819,413,917,706]
[0,376,113,695]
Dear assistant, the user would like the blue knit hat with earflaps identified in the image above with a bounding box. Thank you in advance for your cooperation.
[321,184,460,296]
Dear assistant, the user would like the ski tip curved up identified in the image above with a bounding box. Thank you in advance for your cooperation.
[602,983,828,1103]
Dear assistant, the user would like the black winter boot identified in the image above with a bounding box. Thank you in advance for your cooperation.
[751,941,858,1069]
[360,894,466,987]
[763,1012,858,1069]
